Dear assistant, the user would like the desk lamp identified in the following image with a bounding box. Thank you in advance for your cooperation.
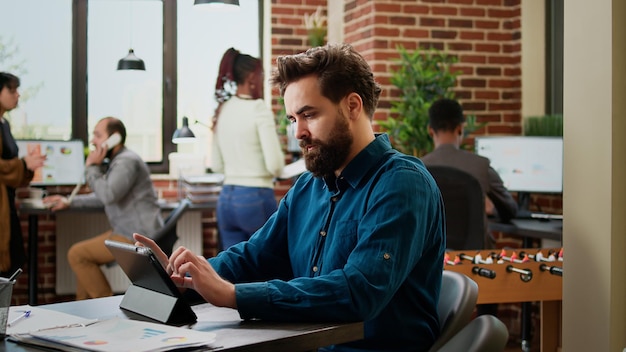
[172,117,196,144]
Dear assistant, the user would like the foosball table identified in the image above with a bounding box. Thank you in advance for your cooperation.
[444,248,563,352]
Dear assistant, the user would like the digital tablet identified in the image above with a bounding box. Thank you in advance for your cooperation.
[104,240,197,325]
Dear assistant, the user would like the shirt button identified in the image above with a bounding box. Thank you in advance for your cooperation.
[312,266,318,272]
[320,231,326,237]
[383,253,391,260]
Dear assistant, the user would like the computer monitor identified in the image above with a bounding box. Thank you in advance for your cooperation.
[474,136,563,194]
[16,140,85,186]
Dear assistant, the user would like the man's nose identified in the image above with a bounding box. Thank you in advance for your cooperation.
[295,121,309,140]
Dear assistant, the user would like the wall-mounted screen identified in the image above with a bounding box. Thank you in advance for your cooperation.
[17,140,85,186]
[474,136,563,193]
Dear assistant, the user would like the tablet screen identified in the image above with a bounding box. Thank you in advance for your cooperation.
[105,240,180,297]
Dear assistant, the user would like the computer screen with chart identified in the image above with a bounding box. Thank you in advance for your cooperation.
[474,136,563,193]
[17,140,85,186]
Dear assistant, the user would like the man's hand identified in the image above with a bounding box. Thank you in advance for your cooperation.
[133,233,170,273]
[42,195,70,211]
[85,144,107,167]
[485,197,495,216]
[169,247,237,309]
[134,233,236,308]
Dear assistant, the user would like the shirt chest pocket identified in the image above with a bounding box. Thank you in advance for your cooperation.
[322,220,358,269]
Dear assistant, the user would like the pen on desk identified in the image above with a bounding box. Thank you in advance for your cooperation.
[8,310,31,327]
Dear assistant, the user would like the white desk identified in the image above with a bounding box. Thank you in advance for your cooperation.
[4,295,364,352]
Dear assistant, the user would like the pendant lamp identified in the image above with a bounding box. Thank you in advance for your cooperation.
[117,49,146,71]
[172,117,196,144]
[194,0,240,6]
[117,1,145,71]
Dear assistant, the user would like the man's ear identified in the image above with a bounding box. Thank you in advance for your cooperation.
[346,93,363,119]
[455,125,463,136]
[427,125,435,137]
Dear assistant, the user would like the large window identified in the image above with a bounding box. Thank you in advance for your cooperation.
[88,0,164,162]
[0,0,262,173]
[0,0,72,140]
[176,0,260,166]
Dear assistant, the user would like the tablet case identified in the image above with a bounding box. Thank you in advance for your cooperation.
[104,240,197,325]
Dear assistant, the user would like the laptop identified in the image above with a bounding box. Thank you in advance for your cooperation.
[104,240,197,325]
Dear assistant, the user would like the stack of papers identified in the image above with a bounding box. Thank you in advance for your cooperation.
[180,174,224,204]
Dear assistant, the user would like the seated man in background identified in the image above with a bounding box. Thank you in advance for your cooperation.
[44,117,163,300]
[422,98,518,247]
[135,43,446,352]
[421,98,517,317]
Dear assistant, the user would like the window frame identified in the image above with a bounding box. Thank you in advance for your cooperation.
[71,0,264,174]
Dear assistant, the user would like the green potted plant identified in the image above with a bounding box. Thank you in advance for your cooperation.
[523,114,563,136]
[377,46,463,157]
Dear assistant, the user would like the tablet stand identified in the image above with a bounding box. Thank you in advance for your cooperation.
[120,284,197,325]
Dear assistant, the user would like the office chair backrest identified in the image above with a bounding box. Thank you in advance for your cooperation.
[428,270,479,352]
[153,199,191,256]
[435,314,509,352]
[427,166,486,250]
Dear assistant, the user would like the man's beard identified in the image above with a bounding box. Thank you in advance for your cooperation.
[300,110,353,179]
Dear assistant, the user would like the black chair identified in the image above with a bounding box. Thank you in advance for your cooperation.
[152,198,192,256]
[428,270,479,352]
[435,314,509,352]
[427,166,486,250]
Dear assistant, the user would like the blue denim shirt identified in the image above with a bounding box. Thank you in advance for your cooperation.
[209,134,446,351]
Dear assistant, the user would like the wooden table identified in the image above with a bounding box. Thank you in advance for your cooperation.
[3,295,364,351]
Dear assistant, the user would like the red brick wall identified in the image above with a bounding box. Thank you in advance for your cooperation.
[270,0,559,209]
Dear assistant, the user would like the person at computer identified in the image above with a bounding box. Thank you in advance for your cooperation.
[0,72,47,276]
[421,98,518,239]
[43,117,163,300]
[134,43,446,351]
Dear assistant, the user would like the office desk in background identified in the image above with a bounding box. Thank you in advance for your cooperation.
[19,201,216,306]
[489,218,562,243]
[4,295,364,352]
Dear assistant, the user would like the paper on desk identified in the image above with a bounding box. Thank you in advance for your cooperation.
[7,305,96,335]
[12,317,217,352]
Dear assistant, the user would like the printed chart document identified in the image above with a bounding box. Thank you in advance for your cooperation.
[11,317,217,352]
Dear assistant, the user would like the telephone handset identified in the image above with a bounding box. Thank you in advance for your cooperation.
[102,132,122,151]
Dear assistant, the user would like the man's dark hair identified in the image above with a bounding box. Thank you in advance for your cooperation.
[0,72,20,91]
[428,98,465,132]
[271,43,382,120]
[103,116,127,145]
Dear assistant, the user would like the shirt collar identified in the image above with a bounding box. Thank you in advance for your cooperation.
[323,133,392,191]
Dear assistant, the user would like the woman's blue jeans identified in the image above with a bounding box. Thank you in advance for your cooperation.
[216,185,277,251]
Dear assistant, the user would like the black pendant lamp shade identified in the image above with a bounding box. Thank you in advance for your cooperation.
[117,49,146,71]
[194,0,240,6]
[172,117,196,144]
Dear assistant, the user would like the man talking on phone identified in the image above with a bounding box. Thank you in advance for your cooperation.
[44,116,163,300]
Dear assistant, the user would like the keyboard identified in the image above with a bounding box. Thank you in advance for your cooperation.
[515,210,563,220]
